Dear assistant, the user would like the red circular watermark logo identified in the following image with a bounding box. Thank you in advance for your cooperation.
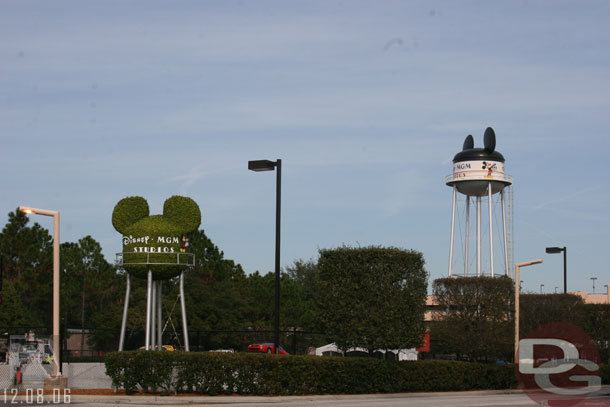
[516,322,607,406]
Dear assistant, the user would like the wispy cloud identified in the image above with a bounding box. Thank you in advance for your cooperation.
[530,186,601,212]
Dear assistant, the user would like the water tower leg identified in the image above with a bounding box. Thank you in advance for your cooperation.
[118,273,130,351]
[477,196,481,276]
[449,186,456,277]
[501,189,509,276]
[151,280,156,350]
[179,271,190,351]
[157,281,162,348]
[465,197,470,276]
[145,270,153,350]
[488,182,494,277]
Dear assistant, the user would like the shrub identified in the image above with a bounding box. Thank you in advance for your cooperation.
[105,351,517,395]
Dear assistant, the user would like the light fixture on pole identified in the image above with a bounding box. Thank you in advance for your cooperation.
[540,284,544,294]
[248,159,282,355]
[514,259,543,364]
[19,206,61,378]
[546,246,567,294]
[591,277,597,294]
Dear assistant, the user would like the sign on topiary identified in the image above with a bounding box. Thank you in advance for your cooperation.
[112,196,201,280]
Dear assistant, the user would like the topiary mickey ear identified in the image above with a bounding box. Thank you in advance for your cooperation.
[112,196,150,234]
[163,196,201,232]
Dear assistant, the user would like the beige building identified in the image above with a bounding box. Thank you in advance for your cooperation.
[424,285,610,322]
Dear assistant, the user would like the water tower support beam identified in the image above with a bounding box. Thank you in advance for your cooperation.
[465,197,470,276]
[477,196,481,276]
[157,281,162,349]
[180,271,190,351]
[118,273,130,351]
[145,270,153,350]
[449,186,456,277]
[151,280,156,349]
[488,182,494,277]
[501,189,509,276]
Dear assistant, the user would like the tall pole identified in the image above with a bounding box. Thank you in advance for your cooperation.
[274,159,282,354]
[449,186,456,277]
[488,183,494,277]
[477,196,481,276]
[514,264,520,363]
[514,259,543,364]
[19,207,61,376]
[118,273,130,351]
[157,280,163,350]
[145,270,152,350]
[52,212,60,377]
[179,271,190,351]
[151,280,156,349]
[563,247,567,294]
[465,197,470,276]
[501,189,509,276]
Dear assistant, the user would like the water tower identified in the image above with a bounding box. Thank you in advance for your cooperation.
[446,127,513,277]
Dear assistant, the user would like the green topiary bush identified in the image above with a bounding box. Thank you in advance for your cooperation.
[111,196,201,280]
[104,351,518,395]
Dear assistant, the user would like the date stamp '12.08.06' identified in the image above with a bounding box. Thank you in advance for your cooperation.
[1,388,70,406]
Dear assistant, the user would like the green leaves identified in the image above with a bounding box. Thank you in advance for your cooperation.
[112,197,149,234]
[431,276,514,362]
[112,196,202,280]
[317,246,428,352]
[105,351,517,394]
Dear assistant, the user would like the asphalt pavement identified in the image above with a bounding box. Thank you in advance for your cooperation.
[4,387,610,407]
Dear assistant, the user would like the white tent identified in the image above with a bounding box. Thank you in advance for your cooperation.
[315,343,418,361]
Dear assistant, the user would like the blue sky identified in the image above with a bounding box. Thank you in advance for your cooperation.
[1,0,609,294]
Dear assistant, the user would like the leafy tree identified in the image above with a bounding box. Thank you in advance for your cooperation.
[0,280,44,327]
[60,236,119,351]
[0,210,53,327]
[582,304,610,364]
[431,276,514,362]
[519,293,585,335]
[316,246,428,353]
[283,259,320,331]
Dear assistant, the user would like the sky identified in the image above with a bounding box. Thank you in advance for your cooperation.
[1,0,609,295]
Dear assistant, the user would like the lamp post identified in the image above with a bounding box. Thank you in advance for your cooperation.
[248,159,282,354]
[514,259,543,364]
[591,277,597,294]
[19,206,61,377]
[546,246,567,293]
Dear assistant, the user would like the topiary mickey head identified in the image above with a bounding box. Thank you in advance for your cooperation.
[112,195,201,280]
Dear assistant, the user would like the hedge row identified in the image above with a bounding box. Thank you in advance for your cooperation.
[104,351,518,395]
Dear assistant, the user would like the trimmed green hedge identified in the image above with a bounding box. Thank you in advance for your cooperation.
[104,351,518,395]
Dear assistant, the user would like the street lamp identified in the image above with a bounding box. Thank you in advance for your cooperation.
[591,277,597,294]
[514,259,543,364]
[546,246,567,293]
[248,159,282,355]
[540,284,544,294]
[19,206,61,378]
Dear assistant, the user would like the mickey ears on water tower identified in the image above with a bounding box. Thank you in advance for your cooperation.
[483,127,496,153]
[461,127,496,153]
[462,135,474,151]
